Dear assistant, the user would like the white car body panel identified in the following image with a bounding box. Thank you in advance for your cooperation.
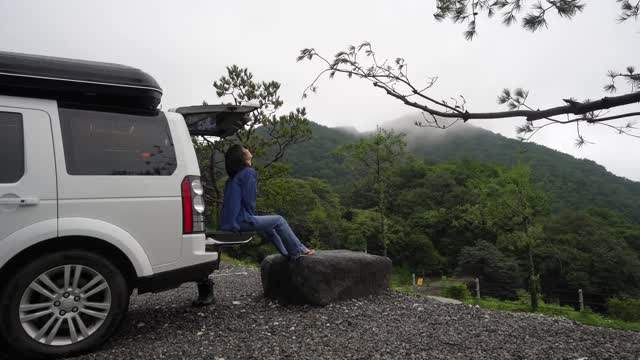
[57,217,154,276]
[0,95,217,277]
[0,99,57,268]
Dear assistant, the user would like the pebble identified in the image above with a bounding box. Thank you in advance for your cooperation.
[38,262,640,360]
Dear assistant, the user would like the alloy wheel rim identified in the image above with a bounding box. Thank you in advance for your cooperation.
[19,265,112,346]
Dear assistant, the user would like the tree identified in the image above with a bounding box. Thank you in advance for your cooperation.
[298,2,640,144]
[334,127,407,255]
[257,176,342,249]
[389,232,444,276]
[339,209,381,252]
[539,208,640,305]
[457,240,521,300]
[475,164,549,310]
[196,65,312,222]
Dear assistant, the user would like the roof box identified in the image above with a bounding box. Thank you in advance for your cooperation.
[0,51,162,114]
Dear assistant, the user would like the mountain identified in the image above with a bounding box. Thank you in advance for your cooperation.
[277,116,640,223]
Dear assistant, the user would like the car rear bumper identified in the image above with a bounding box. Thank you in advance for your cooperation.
[137,256,219,294]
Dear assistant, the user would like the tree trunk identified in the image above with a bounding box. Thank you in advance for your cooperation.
[375,145,387,257]
[528,243,538,312]
[380,183,386,257]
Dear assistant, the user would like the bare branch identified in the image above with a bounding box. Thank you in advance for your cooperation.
[299,43,640,144]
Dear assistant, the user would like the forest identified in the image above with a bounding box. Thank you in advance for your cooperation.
[197,66,640,314]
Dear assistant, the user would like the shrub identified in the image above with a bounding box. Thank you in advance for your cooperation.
[457,241,521,300]
[391,265,413,288]
[608,297,640,322]
[442,279,471,301]
[516,289,531,305]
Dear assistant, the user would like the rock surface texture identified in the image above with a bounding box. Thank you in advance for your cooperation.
[261,250,392,306]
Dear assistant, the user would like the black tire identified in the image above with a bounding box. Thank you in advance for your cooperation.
[0,250,130,359]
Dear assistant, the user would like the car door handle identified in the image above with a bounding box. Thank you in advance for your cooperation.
[0,197,40,206]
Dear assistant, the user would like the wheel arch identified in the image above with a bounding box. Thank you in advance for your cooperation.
[0,235,138,292]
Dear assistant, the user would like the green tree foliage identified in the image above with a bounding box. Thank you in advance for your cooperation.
[339,209,380,252]
[388,233,444,276]
[334,127,407,255]
[465,163,548,310]
[257,176,342,249]
[457,241,521,300]
[441,279,471,301]
[266,122,360,191]
[538,208,640,306]
[608,297,640,322]
[214,121,640,308]
[285,122,640,224]
[225,174,343,262]
[196,65,312,221]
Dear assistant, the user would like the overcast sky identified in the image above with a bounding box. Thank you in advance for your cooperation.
[2,0,639,180]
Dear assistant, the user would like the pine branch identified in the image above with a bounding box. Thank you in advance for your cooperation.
[299,44,640,143]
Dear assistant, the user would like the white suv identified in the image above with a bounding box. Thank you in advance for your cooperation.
[0,51,251,358]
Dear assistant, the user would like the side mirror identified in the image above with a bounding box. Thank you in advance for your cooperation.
[173,104,258,137]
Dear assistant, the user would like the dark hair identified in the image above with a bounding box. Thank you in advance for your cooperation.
[225,144,247,179]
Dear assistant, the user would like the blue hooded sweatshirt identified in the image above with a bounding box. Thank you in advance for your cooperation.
[219,167,256,231]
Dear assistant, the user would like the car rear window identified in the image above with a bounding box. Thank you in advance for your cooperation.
[59,108,177,176]
[0,112,25,183]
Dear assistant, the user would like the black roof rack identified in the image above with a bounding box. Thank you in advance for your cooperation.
[0,51,162,113]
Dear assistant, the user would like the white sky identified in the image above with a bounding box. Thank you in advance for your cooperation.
[1,0,639,180]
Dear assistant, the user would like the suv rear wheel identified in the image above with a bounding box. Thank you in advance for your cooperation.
[0,250,129,359]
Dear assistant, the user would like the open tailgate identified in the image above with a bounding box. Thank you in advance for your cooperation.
[174,104,257,137]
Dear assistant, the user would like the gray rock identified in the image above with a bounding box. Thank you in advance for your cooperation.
[260,250,392,306]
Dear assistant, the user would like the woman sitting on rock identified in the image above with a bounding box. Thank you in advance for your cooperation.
[219,144,315,259]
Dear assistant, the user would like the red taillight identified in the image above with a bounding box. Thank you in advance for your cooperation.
[182,176,206,234]
[181,178,193,233]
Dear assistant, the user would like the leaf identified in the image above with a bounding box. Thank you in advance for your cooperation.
[516,123,533,134]
[522,13,548,32]
[358,42,371,51]
[335,51,347,58]
[514,88,525,98]
[464,29,476,40]
[603,84,617,93]
[502,13,517,26]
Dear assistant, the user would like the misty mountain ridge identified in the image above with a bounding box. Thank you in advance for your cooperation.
[277,115,640,223]
[379,114,629,181]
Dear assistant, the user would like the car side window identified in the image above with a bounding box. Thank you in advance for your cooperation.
[0,112,25,183]
[59,108,177,176]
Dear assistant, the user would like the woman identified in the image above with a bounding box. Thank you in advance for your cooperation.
[219,144,315,259]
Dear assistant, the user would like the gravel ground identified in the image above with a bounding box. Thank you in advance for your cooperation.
[3,262,640,360]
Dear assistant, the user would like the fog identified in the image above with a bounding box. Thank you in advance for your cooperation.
[1,0,638,179]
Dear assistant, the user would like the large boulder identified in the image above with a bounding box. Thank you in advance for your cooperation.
[260,250,392,306]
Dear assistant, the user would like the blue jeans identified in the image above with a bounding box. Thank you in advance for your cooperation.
[240,215,307,258]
